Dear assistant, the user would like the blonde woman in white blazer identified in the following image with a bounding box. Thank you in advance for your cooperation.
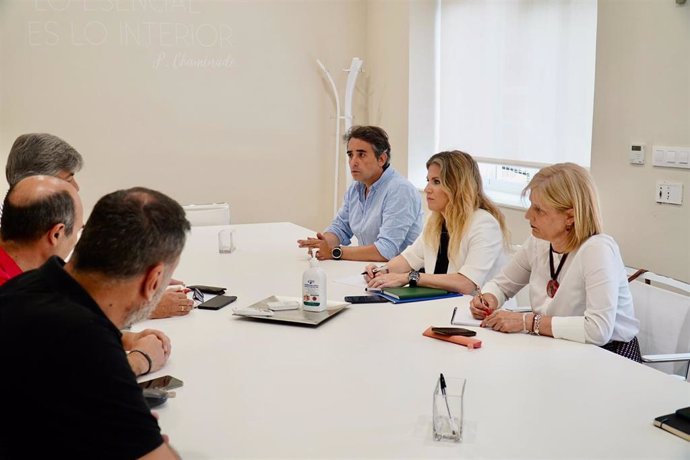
[364,151,510,294]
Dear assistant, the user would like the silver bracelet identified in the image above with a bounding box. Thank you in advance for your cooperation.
[533,314,543,336]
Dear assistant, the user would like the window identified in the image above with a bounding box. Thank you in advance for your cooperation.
[478,162,539,209]
[409,0,598,208]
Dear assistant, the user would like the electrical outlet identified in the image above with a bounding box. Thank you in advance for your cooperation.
[656,181,683,205]
[652,145,690,169]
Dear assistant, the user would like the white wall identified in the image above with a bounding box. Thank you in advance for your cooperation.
[1,0,688,281]
[0,0,366,232]
[591,0,690,282]
[364,0,410,177]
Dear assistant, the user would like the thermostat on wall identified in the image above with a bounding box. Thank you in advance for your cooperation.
[629,144,645,165]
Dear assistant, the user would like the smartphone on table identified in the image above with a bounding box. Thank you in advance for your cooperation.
[198,295,237,310]
[430,327,476,337]
[138,375,184,391]
[344,295,389,304]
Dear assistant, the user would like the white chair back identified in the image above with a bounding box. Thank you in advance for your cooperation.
[183,203,231,226]
[630,280,690,379]
[626,266,690,295]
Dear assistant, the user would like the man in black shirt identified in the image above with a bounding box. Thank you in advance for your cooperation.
[0,175,172,377]
[0,187,190,459]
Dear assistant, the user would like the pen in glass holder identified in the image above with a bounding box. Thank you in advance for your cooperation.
[440,374,459,437]
[433,373,465,442]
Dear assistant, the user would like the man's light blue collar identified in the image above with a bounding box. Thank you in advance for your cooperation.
[355,165,394,194]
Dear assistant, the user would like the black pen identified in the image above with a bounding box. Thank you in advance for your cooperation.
[450,306,457,324]
[439,373,458,436]
[440,373,446,393]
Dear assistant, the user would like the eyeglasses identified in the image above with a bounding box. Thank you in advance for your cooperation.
[190,287,204,304]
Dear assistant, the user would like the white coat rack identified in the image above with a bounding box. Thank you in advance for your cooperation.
[316,57,364,217]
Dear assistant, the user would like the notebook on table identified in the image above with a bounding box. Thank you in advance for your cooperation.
[654,407,690,441]
[378,287,462,304]
[450,305,482,327]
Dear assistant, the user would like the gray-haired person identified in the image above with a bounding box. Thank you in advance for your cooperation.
[4,132,195,317]
[6,133,83,189]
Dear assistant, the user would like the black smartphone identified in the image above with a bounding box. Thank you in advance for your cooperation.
[431,327,477,337]
[344,295,389,304]
[198,295,237,310]
[138,375,184,391]
[187,285,226,295]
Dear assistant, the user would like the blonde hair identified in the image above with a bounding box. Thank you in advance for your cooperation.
[423,151,509,262]
[523,162,602,253]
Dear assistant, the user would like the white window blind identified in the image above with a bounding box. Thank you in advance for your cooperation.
[438,0,597,167]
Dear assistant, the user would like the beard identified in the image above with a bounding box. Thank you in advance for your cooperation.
[123,284,167,328]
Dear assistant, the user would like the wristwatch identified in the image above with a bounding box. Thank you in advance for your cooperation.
[331,246,343,260]
[408,270,420,287]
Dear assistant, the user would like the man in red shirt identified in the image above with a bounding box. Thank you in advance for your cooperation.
[0,241,22,285]
[0,175,83,285]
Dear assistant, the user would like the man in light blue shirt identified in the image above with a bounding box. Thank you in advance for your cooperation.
[298,126,422,262]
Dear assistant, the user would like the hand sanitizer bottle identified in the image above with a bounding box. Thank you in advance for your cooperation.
[302,252,327,312]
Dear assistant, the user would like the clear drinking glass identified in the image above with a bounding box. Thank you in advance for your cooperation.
[217,229,235,254]
[432,376,465,442]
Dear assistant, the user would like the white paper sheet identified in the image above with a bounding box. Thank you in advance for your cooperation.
[333,274,368,288]
[450,305,482,327]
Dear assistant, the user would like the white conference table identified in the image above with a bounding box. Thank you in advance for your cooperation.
[135,223,690,459]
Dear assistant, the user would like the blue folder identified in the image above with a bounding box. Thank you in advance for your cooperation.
[376,291,462,304]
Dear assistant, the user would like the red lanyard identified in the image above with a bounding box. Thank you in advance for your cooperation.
[547,244,568,298]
